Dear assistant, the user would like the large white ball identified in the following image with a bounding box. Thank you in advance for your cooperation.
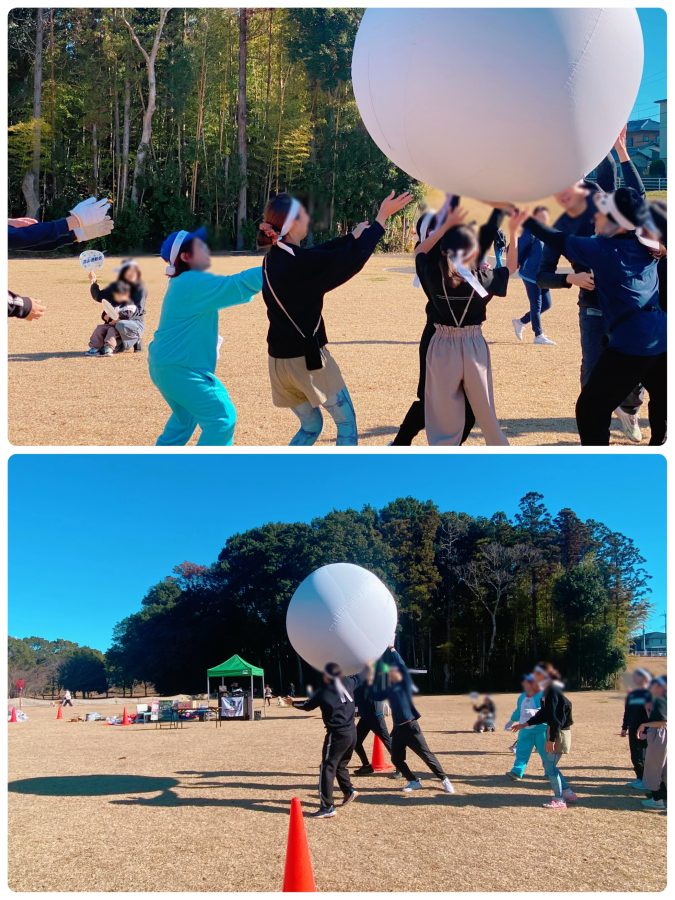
[352,8,644,200]
[286,563,398,675]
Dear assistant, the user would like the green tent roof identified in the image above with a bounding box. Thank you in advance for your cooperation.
[207,654,264,678]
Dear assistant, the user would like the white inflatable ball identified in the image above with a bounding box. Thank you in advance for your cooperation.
[287,563,398,675]
[352,8,644,200]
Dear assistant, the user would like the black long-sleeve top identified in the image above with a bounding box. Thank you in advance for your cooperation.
[90,282,140,323]
[622,688,651,731]
[524,683,573,741]
[262,222,385,358]
[292,670,366,731]
[537,157,645,309]
[8,290,33,318]
[415,208,509,326]
[370,649,421,726]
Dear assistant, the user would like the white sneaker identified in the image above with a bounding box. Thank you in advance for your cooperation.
[512,318,525,342]
[534,334,556,345]
[441,777,455,794]
[402,779,422,792]
[614,407,642,443]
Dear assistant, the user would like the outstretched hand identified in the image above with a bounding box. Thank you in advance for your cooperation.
[352,221,370,240]
[508,207,531,234]
[8,217,39,228]
[376,190,414,225]
[443,206,469,232]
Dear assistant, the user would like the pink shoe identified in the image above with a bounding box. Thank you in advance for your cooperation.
[562,789,578,803]
[542,798,567,809]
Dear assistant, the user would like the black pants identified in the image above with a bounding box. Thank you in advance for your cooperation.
[319,725,356,809]
[628,728,648,779]
[391,720,445,782]
[62,698,73,707]
[652,781,667,802]
[392,323,475,445]
[354,714,392,766]
[575,348,666,445]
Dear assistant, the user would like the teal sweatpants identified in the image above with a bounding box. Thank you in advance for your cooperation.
[510,727,547,778]
[150,364,237,446]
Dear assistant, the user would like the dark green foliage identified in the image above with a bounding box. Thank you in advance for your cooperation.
[58,647,108,698]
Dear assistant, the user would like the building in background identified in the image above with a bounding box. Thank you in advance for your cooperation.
[629,631,667,656]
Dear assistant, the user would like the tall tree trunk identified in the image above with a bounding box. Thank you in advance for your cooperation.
[122,9,169,206]
[120,79,131,207]
[23,8,44,217]
[236,9,249,249]
[92,122,99,195]
[190,36,208,214]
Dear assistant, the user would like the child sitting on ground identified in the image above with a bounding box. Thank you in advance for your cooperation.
[86,273,137,356]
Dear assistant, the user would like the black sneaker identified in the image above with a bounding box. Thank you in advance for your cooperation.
[506,771,522,781]
[134,339,143,353]
[341,790,359,807]
[353,764,375,776]
[310,806,336,818]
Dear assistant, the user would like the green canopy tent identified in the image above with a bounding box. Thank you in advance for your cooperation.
[206,654,266,719]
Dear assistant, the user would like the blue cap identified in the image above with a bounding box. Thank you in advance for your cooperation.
[160,226,207,272]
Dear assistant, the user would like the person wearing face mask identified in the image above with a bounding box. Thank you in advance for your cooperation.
[521,186,666,446]
[637,676,667,811]
[414,203,528,445]
[285,662,369,818]
[513,661,576,809]
[257,189,413,447]
[535,129,647,443]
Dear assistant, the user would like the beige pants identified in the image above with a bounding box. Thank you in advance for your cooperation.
[425,324,509,446]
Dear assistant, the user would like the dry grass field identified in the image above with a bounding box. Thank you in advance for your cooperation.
[7,231,652,447]
[8,679,667,892]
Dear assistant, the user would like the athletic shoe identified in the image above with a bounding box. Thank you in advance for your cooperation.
[641,798,666,810]
[341,790,359,807]
[542,798,567,809]
[512,318,525,342]
[85,347,100,356]
[402,779,423,792]
[627,779,646,790]
[441,777,455,794]
[353,764,374,776]
[389,770,403,779]
[311,806,336,818]
[507,771,523,781]
[101,346,114,356]
[534,334,556,345]
[134,340,143,353]
[614,407,642,443]
[562,789,578,803]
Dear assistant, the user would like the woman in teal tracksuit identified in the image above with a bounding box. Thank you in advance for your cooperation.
[149,227,262,445]
[506,674,546,780]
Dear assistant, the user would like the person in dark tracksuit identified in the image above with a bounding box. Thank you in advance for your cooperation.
[524,187,666,446]
[512,206,555,345]
[535,134,647,442]
[371,647,455,794]
[286,662,365,818]
[621,667,652,788]
[352,663,394,775]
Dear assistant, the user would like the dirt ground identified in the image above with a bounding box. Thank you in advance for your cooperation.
[8,685,666,892]
[7,250,651,447]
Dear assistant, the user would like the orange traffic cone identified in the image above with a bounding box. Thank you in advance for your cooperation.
[282,798,316,892]
[9,706,18,723]
[371,734,394,772]
[121,707,131,726]
[56,705,63,720]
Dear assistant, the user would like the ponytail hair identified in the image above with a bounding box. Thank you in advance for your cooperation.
[258,193,295,250]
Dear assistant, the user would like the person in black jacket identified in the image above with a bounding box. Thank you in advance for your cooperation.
[352,661,394,775]
[113,259,147,352]
[620,667,652,788]
[285,662,367,818]
[7,290,46,321]
[258,189,412,446]
[371,647,455,794]
[514,661,576,809]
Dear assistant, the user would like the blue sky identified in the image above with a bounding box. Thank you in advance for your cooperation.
[634,8,666,120]
[8,454,666,651]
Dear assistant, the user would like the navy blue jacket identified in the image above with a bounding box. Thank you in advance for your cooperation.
[517,228,544,284]
[8,218,75,252]
[371,649,421,726]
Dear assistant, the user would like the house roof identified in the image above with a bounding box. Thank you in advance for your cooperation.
[627,118,660,132]
[631,631,667,640]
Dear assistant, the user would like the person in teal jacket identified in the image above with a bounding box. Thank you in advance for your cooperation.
[149,227,262,445]
[506,674,546,780]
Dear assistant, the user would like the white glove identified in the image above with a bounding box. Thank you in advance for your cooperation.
[73,218,114,242]
[70,197,111,228]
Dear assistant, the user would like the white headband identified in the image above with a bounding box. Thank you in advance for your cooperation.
[280,198,301,239]
[418,211,435,244]
[115,258,139,273]
[453,250,489,298]
[595,193,636,232]
[165,230,189,275]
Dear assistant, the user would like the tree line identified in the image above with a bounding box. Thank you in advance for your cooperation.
[9,493,652,699]
[8,7,420,254]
